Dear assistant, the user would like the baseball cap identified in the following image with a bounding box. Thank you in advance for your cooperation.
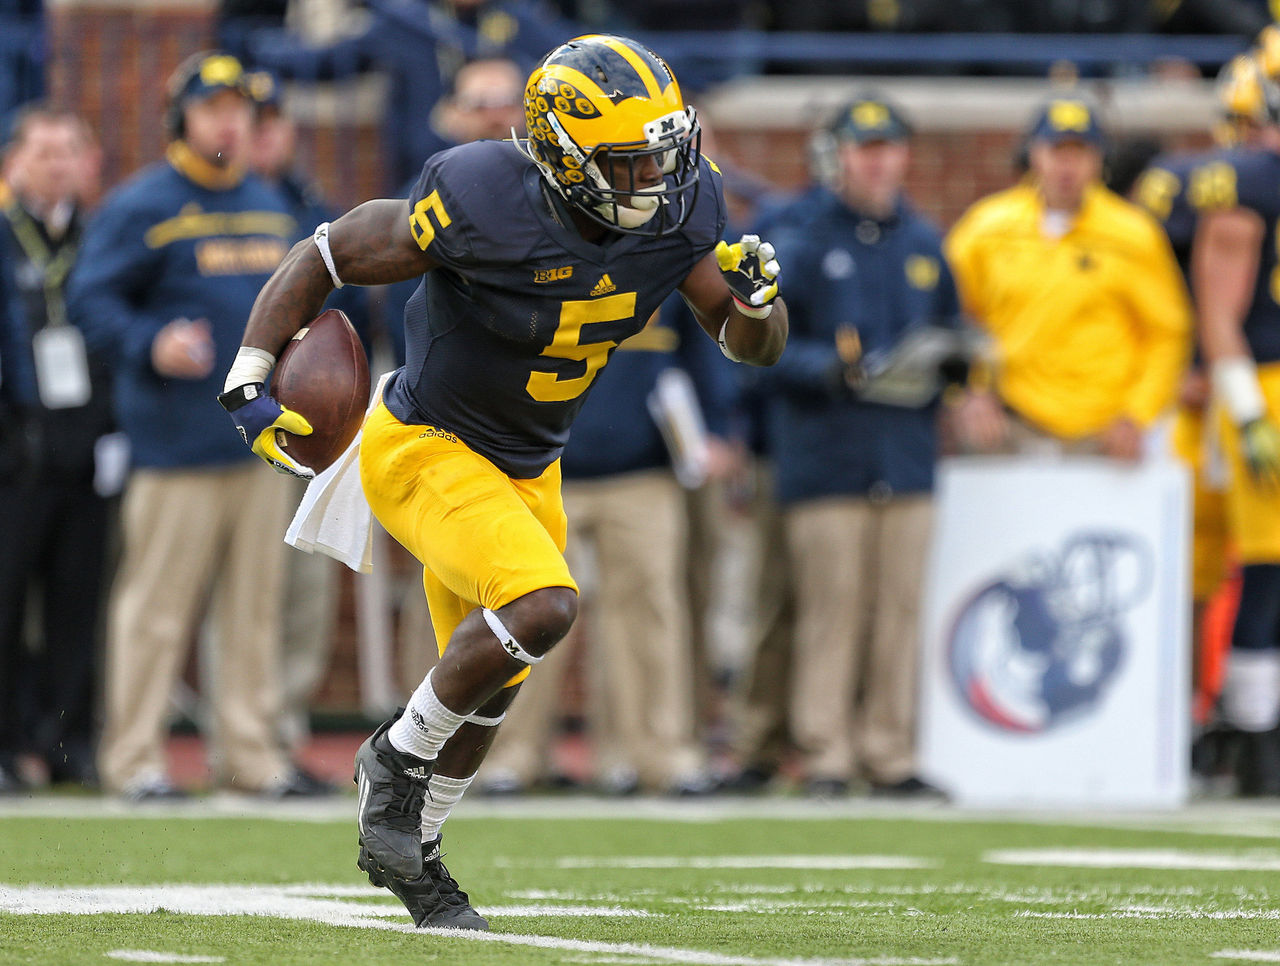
[1026,95,1106,147]
[829,93,912,144]
[247,69,283,113]
[169,51,250,108]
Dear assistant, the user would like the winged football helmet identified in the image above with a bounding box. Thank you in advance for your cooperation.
[1214,53,1280,145]
[520,34,701,236]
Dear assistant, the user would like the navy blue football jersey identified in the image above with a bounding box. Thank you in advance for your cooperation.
[382,139,726,478]
[1133,148,1224,281]
[1189,147,1280,364]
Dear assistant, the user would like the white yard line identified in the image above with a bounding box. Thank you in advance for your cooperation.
[549,856,936,870]
[0,883,957,966]
[3,793,1280,836]
[1016,909,1280,920]
[985,848,1280,871]
[1212,952,1280,962]
[105,954,225,964]
[482,905,659,917]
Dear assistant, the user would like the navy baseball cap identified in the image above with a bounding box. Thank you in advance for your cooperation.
[1027,96,1106,147]
[829,93,912,144]
[173,52,249,105]
[247,69,283,113]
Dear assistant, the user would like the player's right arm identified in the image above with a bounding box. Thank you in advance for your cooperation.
[241,198,439,359]
[219,197,439,478]
[1192,201,1280,484]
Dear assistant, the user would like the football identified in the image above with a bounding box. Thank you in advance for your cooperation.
[270,308,370,473]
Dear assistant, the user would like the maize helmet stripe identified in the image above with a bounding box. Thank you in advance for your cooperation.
[1259,24,1280,80]
[595,35,669,100]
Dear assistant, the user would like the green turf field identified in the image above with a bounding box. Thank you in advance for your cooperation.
[3,797,1280,965]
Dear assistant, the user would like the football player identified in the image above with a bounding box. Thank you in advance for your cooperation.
[1189,59,1280,795]
[219,35,786,928]
[1131,53,1273,754]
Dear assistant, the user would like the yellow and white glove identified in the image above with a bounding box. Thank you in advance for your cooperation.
[715,234,781,319]
[1242,417,1280,486]
[217,346,315,480]
[1214,356,1280,486]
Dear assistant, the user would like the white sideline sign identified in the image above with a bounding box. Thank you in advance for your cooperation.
[918,457,1190,808]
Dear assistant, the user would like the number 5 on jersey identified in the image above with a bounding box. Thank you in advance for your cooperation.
[526,293,636,402]
[410,190,452,251]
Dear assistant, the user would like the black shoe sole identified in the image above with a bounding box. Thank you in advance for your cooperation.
[358,841,490,931]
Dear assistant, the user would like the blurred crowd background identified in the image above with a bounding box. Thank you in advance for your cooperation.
[1,0,1277,803]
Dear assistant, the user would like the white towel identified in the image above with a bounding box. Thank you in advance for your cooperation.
[284,371,391,573]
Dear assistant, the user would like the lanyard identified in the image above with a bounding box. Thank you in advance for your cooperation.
[4,201,78,329]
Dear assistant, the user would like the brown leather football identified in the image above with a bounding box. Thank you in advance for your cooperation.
[270,309,370,473]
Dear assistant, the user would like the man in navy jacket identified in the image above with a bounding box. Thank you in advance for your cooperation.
[763,93,962,799]
[67,51,325,801]
[0,106,108,790]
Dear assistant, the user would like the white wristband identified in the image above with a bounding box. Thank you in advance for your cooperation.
[223,346,276,393]
[312,222,344,289]
[733,296,774,320]
[717,318,743,363]
[1213,356,1267,424]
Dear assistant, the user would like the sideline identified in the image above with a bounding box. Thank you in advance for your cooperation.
[2,793,1280,834]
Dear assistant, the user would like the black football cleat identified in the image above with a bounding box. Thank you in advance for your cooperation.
[360,837,490,931]
[354,711,434,878]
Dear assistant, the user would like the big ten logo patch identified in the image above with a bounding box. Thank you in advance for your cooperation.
[534,265,574,284]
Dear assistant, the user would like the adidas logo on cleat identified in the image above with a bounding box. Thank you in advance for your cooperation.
[402,765,433,780]
[590,273,616,297]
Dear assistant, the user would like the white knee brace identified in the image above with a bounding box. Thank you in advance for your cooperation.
[483,607,544,666]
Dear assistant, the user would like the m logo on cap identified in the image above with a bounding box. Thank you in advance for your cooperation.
[199,55,243,87]
[852,101,890,129]
[1048,100,1091,133]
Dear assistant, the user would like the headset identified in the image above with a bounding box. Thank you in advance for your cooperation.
[164,50,248,141]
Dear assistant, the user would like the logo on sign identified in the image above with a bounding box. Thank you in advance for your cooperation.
[946,532,1151,734]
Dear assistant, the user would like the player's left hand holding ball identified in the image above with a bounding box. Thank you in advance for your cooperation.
[716,234,781,318]
[218,352,315,480]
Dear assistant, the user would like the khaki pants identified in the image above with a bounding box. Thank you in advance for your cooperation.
[730,459,795,771]
[279,476,338,751]
[98,464,293,793]
[566,469,703,789]
[786,495,933,784]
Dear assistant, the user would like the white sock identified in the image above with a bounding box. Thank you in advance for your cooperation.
[388,669,467,761]
[1223,649,1280,732]
[420,772,475,843]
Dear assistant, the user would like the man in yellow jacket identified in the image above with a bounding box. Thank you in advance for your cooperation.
[945,94,1191,458]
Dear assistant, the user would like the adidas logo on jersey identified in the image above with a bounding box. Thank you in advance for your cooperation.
[590,273,617,297]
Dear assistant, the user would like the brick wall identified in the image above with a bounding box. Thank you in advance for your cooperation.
[47,5,384,208]
[718,127,1023,230]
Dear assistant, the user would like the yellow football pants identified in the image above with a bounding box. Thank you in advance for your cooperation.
[1218,362,1280,564]
[359,402,578,687]
[1170,404,1231,600]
